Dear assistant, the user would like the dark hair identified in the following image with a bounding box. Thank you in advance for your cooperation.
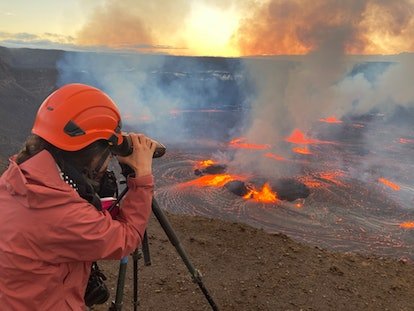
[16,135,51,165]
[16,134,109,176]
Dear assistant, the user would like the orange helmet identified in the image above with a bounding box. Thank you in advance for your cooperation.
[32,83,124,151]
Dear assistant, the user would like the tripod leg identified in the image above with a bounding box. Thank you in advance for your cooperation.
[152,198,219,311]
[109,256,128,311]
[110,184,219,310]
[142,231,151,266]
[132,249,141,311]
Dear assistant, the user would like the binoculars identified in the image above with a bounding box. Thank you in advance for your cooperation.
[110,135,166,158]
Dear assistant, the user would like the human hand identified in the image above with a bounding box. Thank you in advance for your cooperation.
[116,133,157,177]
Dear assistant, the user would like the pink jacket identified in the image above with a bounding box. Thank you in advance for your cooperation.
[0,150,153,310]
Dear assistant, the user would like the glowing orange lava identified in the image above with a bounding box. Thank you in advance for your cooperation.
[295,202,303,209]
[378,178,401,191]
[285,129,320,145]
[292,147,312,155]
[198,159,216,167]
[299,171,345,188]
[399,138,414,144]
[319,171,345,186]
[229,137,271,150]
[319,116,343,124]
[400,222,414,229]
[264,152,286,161]
[243,183,279,203]
[183,174,245,188]
[300,178,323,188]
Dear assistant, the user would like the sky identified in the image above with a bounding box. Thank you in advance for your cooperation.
[1,0,414,57]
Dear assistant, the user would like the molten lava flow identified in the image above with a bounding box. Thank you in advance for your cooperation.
[399,138,414,144]
[319,171,345,186]
[300,178,323,188]
[378,178,401,191]
[229,137,271,150]
[319,116,343,124]
[198,159,216,167]
[292,147,312,155]
[285,129,320,144]
[183,174,245,188]
[299,171,345,188]
[295,202,303,208]
[243,183,279,203]
[264,152,286,161]
[400,222,414,229]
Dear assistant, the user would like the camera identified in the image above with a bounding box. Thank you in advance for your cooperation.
[84,262,110,307]
[110,135,166,158]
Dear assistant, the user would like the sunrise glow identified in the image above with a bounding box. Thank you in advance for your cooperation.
[1,0,414,56]
[184,2,240,57]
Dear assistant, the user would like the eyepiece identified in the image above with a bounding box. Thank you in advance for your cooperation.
[110,135,166,158]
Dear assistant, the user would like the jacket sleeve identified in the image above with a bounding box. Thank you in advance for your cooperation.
[36,174,154,263]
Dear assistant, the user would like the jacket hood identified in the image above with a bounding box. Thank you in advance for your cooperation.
[3,150,80,209]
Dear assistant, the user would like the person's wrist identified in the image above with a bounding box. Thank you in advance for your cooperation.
[133,168,151,177]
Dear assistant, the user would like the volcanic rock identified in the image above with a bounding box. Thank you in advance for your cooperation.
[194,164,227,176]
[0,46,60,158]
[272,178,310,201]
[224,180,250,196]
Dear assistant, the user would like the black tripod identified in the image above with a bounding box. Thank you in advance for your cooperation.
[108,186,219,311]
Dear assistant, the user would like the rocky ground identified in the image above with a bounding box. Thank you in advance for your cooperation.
[92,212,414,311]
[2,150,413,310]
[2,151,412,311]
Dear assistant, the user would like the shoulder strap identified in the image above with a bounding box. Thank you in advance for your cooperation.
[50,150,103,211]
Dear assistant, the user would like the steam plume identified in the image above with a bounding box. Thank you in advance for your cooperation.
[230,0,414,178]
[232,0,414,55]
[76,0,191,51]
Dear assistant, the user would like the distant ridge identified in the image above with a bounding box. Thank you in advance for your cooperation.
[0,46,63,69]
[0,46,61,171]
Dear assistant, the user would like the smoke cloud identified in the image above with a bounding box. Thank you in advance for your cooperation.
[229,0,414,181]
[57,51,248,147]
[232,0,414,55]
[76,0,191,51]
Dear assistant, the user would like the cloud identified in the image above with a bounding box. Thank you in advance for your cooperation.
[0,0,195,54]
[232,0,414,56]
[12,33,38,40]
[76,0,192,53]
[0,31,78,51]
[2,12,15,16]
[0,31,183,54]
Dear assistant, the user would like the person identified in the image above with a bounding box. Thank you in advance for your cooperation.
[0,83,157,310]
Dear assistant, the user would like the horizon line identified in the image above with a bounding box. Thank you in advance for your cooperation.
[1,43,414,61]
